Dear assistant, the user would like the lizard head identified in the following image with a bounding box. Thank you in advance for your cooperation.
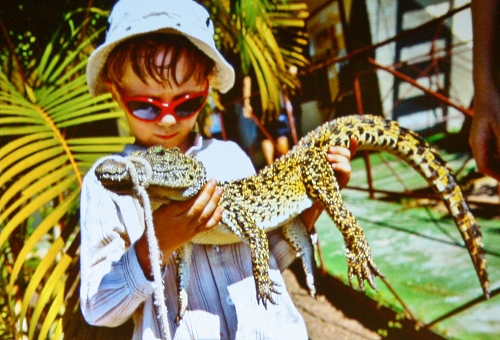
[135,146,207,201]
[95,157,136,194]
[94,146,207,202]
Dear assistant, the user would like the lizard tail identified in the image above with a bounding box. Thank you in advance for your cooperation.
[323,114,490,298]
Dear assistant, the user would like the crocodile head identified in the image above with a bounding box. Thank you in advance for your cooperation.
[142,146,207,201]
[95,146,207,202]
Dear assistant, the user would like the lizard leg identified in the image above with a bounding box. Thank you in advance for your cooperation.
[282,218,316,298]
[302,149,383,291]
[222,211,280,307]
[174,243,193,324]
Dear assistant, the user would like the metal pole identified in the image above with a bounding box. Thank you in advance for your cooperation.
[353,75,375,199]
[366,57,473,117]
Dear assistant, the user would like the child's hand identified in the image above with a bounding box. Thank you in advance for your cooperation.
[326,139,357,190]
[154,179,224,252]
[135,179,224,277]
[300,140,357,231]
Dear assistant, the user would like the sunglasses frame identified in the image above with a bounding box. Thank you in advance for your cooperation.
[118,81,209,122]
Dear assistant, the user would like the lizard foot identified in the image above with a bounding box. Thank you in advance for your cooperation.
[256,277,281,308]
[345,246,384,292]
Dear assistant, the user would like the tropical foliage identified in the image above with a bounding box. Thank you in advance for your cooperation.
[0,1,309,338]
[206,0,309,121]
[0,8,133,340]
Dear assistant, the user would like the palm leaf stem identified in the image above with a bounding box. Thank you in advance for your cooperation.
[34,104,82,185]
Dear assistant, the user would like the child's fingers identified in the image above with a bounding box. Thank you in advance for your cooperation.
[331,161,352,175]
[193,186,224,229]
[327,146,352,190]
[349,138,358,156]
[168,179,219,215]
[327,146,352,160]
[186,179,218,219]
[201,206,224,232]
[326,153,349,165]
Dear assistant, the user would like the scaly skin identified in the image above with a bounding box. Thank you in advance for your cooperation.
[95,114,490,322]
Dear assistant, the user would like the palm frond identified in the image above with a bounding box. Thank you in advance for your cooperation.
[205,0,309,121]
[0,11,132,339]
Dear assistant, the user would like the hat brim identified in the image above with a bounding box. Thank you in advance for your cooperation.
[86,15,234,96]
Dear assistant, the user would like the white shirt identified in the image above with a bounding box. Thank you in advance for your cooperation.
[80,135,308,339]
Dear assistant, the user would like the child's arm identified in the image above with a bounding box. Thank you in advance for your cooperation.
[80,172,224,326]
[80,141,253,327]
[80,172,156,327]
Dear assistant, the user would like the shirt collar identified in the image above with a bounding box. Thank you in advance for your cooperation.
[185,133,204,156]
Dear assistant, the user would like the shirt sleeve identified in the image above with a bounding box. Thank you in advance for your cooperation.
[79,161,154,327]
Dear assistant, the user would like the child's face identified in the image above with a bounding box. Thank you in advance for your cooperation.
[108,49,208,153]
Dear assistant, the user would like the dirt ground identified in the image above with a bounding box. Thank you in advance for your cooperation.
[283,260,448,340]
[282,268,381,340]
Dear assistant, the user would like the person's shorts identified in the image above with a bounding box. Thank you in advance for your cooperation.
[262,112,290,140]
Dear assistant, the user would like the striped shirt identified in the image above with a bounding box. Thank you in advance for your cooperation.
[80,135,309,339]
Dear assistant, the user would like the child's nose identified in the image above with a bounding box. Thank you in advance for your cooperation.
[157,113,177,126]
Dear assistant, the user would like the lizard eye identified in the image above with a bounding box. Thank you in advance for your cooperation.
[151,146,165,156]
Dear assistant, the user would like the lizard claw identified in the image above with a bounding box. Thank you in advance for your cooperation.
[346,247,383,292]
[256,278,280,307]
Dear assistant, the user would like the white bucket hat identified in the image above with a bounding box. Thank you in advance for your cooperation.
[86,0,235,96]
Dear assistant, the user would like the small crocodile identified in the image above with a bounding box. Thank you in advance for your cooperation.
[95,114,489,338]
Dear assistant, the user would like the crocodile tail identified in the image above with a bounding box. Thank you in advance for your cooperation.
[330,114,489,298]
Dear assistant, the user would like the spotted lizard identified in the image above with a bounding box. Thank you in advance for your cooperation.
[95,114,489,339]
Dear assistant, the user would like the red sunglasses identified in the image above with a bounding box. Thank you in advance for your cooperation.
[118,83,209,122]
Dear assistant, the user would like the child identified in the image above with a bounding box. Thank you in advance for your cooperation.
[80,0,354,339]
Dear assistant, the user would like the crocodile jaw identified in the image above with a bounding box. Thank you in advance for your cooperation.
[94,158,134,194]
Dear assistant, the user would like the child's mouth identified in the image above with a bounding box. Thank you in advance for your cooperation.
[155,133,177,140]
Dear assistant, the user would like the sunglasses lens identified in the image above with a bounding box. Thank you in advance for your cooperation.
[175,96,206,118]
[127,101,162,120]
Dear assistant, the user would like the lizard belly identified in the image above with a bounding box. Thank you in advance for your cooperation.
[192,196,313,245]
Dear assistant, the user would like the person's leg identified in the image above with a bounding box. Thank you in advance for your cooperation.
[275,136,289,157]
[261,139,275,165]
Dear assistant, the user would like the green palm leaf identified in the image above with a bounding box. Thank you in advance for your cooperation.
[205,0,309,121]
[0,12,132,339]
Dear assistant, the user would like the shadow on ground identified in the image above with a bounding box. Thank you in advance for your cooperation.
[286,259,446,340]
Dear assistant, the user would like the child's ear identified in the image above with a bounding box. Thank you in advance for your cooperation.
[105,80,118,100]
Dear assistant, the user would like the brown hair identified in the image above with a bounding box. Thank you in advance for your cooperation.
[103,33,215,87]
